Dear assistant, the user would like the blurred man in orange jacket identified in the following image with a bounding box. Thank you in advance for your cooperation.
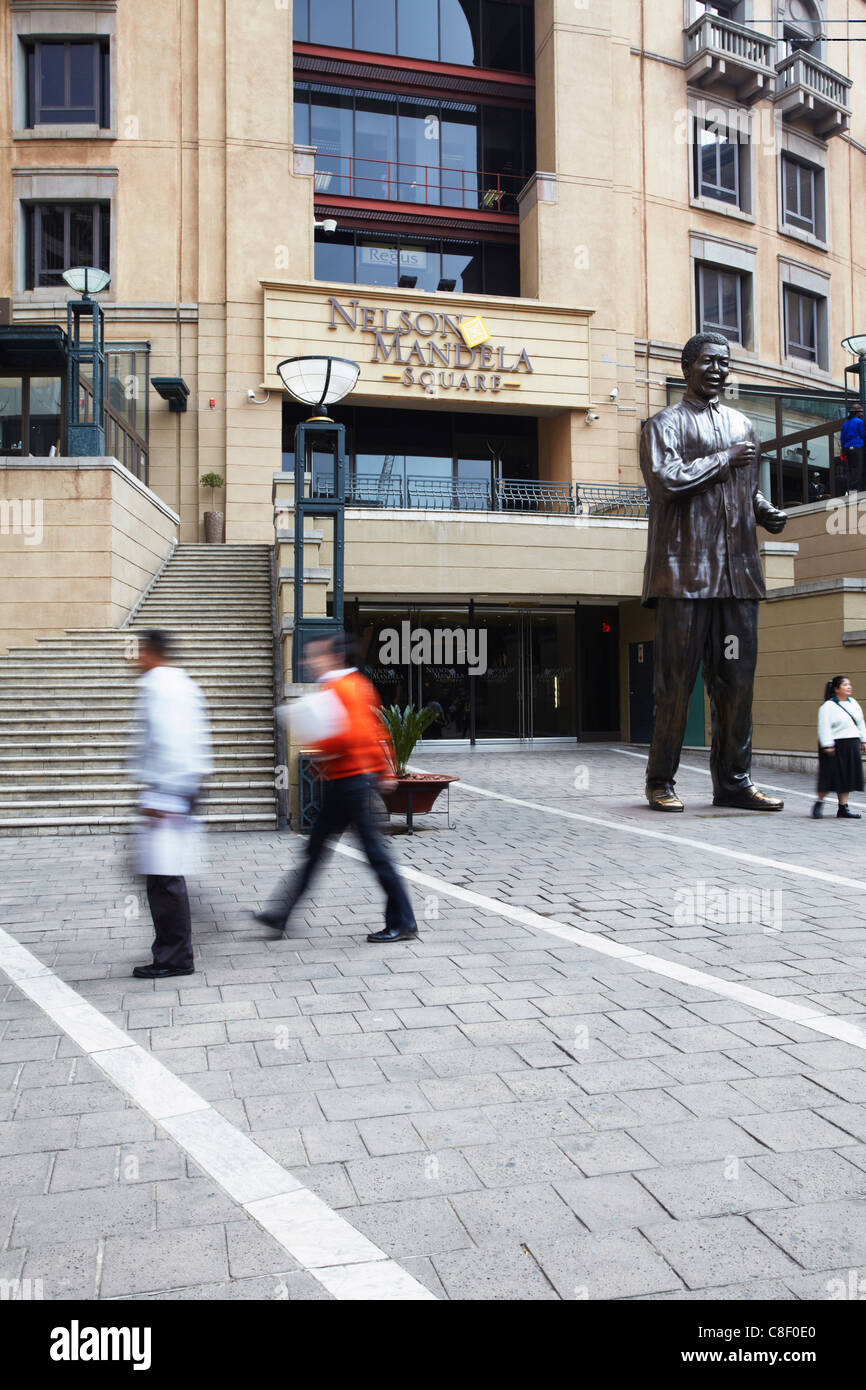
[255,632,418,943]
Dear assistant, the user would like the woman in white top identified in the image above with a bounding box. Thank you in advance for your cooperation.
[813,675,866,819]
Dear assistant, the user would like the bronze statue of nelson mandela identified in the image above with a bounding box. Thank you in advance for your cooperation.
[640,332,788,813]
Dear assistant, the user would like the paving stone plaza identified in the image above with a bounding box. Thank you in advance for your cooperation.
[2,746,866,1303]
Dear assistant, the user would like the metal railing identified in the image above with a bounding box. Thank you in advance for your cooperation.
[314,475,649,517]
[774,51,852,111]
[684,12,775,70]
[578,484,649,518]
[313,153,525,213]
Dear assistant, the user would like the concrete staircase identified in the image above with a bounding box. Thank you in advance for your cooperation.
[0,544,278,835]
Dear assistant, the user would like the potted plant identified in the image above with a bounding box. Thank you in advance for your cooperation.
[375,704,458,829]
[200,472,225,543]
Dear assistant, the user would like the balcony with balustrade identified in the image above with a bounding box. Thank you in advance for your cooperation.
[311,474,649,519]
[683,12,776,105]
[773,50,852,137]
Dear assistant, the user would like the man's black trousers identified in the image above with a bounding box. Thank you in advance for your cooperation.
[146,875,193,970]
[646,597,759,800]
[269,774,417,931]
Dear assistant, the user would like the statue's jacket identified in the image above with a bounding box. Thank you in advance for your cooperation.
[640,391,781,607]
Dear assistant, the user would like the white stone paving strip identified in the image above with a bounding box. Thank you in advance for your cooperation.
[410,770,866,893]
[0,927,436,1302]
[613,746,866,808]
[334,776,866,1054]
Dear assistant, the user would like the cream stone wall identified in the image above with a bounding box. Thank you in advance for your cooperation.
[782,498,866,583]
[756,585,866,750]
[339,509,647,602]
[0,459,178,654]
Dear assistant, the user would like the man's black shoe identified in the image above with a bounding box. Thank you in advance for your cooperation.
[712,787,783,812]
[132,964,195,979]
[367,925,419,943]
[251,910,286,931]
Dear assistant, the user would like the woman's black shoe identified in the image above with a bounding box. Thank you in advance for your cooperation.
[811,801,823,818]
[837,805,861,819]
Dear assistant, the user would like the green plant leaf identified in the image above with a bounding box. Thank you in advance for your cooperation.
[375,703,437,777]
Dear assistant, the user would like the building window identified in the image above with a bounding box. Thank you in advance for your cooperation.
[283,402,539,497]
[298,82,534,211]
[293,0,534,75]
[696,2,741,17]
[314,229,519,295]
[24,40,110,127]
[784,287,819,362]
[25,203,110,289]
[697,264,745,344]
[0,375,63,456]
[781,154,824,239]
[695,123,739,206]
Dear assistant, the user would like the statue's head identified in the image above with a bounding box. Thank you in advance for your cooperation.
[681,332,731,400]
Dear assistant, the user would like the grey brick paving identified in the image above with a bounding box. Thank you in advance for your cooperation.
[3,747,866,1298]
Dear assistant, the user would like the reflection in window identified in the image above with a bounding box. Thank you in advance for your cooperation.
[782,156,817,235]
[696,124,739,206]
[784,288,819,363]
[697,264,744,344]
[293,0,533,74]
[314,229,518,295]
[298,83,534,212]
[0,375,62,455]
[0,379,24,453]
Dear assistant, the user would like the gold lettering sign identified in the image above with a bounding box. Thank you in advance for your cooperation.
[327,296,533,396]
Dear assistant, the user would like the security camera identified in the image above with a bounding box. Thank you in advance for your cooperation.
[585,410,600,425]
[609,387,619,400]
[321,218,337,235]
[247,389,257,401]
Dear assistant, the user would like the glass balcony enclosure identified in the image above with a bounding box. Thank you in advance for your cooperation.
[295,83,534,214]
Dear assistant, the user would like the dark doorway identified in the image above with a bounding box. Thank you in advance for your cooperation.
[628,640,654,743]
[579,605,620,739]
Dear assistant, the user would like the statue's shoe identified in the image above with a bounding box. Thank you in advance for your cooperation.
[646,786,684,812]
[712,787,783,812]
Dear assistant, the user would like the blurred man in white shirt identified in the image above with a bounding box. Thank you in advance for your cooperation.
[127,630,213,978]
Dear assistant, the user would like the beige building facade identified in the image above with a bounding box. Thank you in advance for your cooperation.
[2,0,866,753]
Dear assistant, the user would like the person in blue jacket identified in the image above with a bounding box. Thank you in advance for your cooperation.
[840,406,865,493]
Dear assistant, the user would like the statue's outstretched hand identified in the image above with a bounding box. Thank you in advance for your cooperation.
[762,508,788,534]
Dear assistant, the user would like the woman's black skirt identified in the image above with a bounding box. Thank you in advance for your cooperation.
[818,736,864,794]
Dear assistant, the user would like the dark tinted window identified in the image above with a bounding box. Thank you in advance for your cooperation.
[313,230,519,296]
[25,40,109,126]
[314,230,355,283]
[26,203,110,289]
[481,0,522,71]
[294,84,310,144]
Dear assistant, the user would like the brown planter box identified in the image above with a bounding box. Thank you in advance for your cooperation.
[380,773,458,821]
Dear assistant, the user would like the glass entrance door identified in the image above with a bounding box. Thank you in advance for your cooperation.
[354,605,578,742]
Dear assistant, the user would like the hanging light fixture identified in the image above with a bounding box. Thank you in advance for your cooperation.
[276,355,360,420]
